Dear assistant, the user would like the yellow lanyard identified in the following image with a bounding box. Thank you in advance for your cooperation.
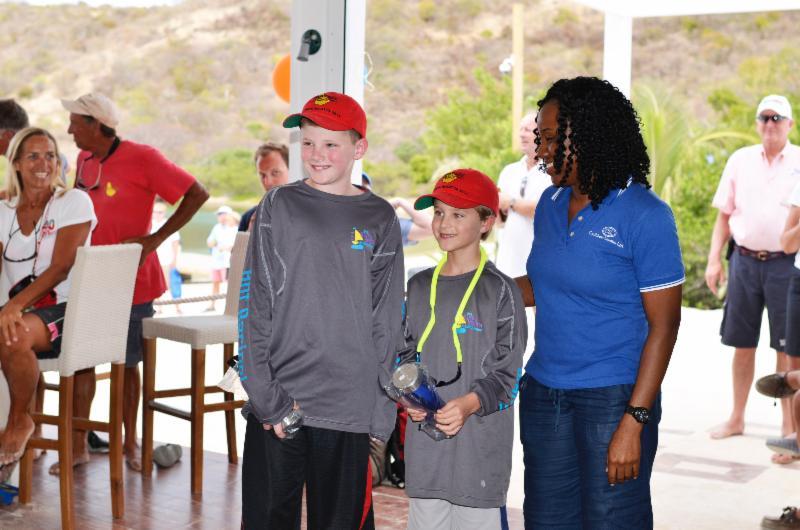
[416,246,487,364]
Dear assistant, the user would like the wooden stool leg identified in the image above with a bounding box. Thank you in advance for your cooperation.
[109,363,125,518]
[35,373,45,413]
[58,375,75,530]
[222,342,238,464]
[141,337,156,476]
[19,373,39,504]
[18,443,34,504]
[190,347,206,495]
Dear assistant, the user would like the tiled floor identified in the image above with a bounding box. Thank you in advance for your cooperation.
[2,293,798,529]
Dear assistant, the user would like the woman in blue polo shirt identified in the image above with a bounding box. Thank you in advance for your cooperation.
[515,77,684,529]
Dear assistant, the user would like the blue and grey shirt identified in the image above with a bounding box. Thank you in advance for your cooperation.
[402,261,526,508]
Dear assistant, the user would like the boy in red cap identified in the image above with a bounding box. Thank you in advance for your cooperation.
[239,92,404,528]
[397,168,526,529]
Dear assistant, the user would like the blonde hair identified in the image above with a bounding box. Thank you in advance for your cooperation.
[4,127,65,202]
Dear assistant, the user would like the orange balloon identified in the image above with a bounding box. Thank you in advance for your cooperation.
[272,54,291,104]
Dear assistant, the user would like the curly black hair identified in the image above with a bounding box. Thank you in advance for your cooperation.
[535,76,650,209]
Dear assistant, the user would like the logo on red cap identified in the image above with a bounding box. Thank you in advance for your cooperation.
[413,168,499,215]
[441,172,459,183]
[282,91,367,138]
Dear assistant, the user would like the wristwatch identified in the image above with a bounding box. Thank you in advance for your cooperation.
[625,405,650,424]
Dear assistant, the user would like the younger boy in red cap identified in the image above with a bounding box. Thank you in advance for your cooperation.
[239,92,404,528]
[398,168,526,529]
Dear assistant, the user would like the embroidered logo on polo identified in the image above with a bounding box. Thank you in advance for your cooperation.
[455,312,483,335]
[589,225,624,248]
[351,227,375,250]
[106,182,117,197]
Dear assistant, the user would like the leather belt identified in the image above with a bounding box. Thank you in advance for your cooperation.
[736,245,789,262]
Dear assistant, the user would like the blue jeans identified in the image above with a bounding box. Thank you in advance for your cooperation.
[518,374,661,529]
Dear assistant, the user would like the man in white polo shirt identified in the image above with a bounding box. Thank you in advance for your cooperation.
[706,94,800,443]
[495,112,551,278]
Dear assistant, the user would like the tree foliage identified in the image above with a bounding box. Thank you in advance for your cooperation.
[186,148,259,200]
[420,68,518,181]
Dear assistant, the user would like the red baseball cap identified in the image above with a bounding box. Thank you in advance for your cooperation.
[414,168,499,216]
[282,92,367,138]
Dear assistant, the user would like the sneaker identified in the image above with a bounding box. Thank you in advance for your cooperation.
[87,431,110,454]
[152,443,182,468]
[766,437,800,457]
[763,506,800,529]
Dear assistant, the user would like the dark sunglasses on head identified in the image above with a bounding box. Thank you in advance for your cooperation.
[757,114,789,123]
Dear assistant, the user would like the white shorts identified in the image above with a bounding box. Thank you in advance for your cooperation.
[406,497,501,530]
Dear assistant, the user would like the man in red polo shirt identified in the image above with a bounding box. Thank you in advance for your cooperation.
[55,93,208,472]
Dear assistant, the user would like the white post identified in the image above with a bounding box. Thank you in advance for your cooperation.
[344,0,366,183]
[602,13,633,97]
[288,0,366,183]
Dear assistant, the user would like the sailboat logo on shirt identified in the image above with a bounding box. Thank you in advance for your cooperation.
[455,312,483,334]
[351,227,375,251]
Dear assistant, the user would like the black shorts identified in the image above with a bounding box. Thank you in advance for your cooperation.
[29,302,67,359]
[720,251,794,351]
[785,270,800,357]
[126,302,155,367]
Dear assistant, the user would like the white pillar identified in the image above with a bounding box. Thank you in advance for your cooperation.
[602,13,633,97]
[289,0,366,183]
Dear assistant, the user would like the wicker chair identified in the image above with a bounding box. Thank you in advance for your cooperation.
[17,243,142,529]
[141,231,248,495]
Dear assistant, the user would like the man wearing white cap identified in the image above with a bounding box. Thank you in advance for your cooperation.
[206,204,238,311]
[706,95,800,449]
[57,92,209,473]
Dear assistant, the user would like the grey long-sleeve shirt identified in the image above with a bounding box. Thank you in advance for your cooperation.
[239,181,404,441]
[402,262,526,508]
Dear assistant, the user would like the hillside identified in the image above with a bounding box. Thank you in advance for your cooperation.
[0,0,798,196]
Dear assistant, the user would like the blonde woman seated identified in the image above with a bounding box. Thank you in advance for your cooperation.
[0,127,95,465]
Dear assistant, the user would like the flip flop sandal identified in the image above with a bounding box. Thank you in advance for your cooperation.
[756,372,797,399]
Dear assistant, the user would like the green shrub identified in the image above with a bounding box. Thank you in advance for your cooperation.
[409,154,436,184]
[420,68,518,180]
[554,7,579,27]
[671,147,727,309]
[418,0,435,22]
[187,148,260,200]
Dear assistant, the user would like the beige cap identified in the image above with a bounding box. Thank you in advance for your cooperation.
[756,94,792,120]
[61,92,119,128]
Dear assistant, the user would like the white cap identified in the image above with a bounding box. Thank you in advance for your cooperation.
[756,94,792,120]
[215,205,234,215]
[61,92,120,128]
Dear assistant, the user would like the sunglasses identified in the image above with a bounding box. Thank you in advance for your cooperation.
[757,114,789,123]
[8,274,57,310]
[75,161,102,191]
